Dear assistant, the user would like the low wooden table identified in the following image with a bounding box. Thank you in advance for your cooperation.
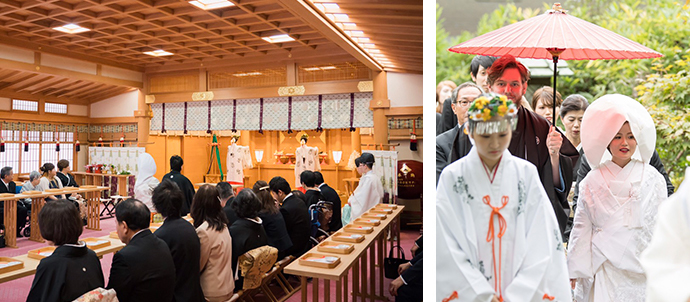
[0,235,125,283]
[285,205,403,302]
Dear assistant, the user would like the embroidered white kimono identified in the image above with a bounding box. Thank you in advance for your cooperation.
[567,160,666,302]
[134,153,160,212]
[640,168,690,302]
[437,148,571,302]
[226,143,253,185]
[294,144,321,188]
[347,170,384,222]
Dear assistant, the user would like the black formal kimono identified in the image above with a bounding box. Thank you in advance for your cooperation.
[454,106,579,237]
[155,217,204,302]
[56,172,79,188]
[27,243,104,302]
[0,180,28,232]
[258,210,292,258]
[229,218,268,289]
[303,189,324,207]
[108,229,176,302]
[162,171,195,216]
[223,197,239,228]
[279,194,311,257]
[319,183,342,232]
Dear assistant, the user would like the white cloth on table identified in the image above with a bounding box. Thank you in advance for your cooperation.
[640,167,690,302]
[436,147,571,302]
[346,170,383,223]
[226,143,253,185]
[567,160,666,302]
[134,153,159,212]
[294,144,320,188]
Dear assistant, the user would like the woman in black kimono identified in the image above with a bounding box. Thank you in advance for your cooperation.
[229,189,269,290]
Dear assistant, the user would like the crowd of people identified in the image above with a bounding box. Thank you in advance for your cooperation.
[436,55,683,302]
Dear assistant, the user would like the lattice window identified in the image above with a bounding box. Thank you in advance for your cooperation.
[0,143,20,175]
[297,61,371,83]
[209,67,287,89]
[45,102,68,114]
[12,99,38,112]
[21,143,40,174]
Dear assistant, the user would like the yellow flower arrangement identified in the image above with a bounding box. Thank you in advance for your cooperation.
[482,108,492,121]
[498,104,508,117]
[474,96,490,110]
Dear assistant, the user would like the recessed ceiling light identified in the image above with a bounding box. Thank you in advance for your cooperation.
[368,49,381,54]
[233,72,262,77]
[262,34,295,43]
[52,23,90,34]
[314,3,338,11]
[326,13,349,22]
[353,37,370,43]
[360,43,375,49]
[303,65,337,71]
[143,49,174,57]
[303,67,322,71]
[320,66,336,70]
[189,0,235,10]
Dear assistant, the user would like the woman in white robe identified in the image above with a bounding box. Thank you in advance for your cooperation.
[346,152,383,222]
[437,93,571,302]
[134,153,160,212]
[567,94,667,302]
[640,167,690,302]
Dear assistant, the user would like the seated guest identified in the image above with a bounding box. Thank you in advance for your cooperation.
[217,181,238,227]
[134,153,159,212]
[27,199,104,302]
[162,155,195,216]
[192,185,235,300]
[230,189,268,289]
[390,250,423,302]
[411,235,422,257]
[21,171,41,193]
[108,198,175,302]
[56,159,79,187]
[269,176,310,257]
[0,166,29,237]
[152,180,204,302]
[314,171,342,232]
[253,181,292,258]
[301,171,325,207]
[37,163,64,201]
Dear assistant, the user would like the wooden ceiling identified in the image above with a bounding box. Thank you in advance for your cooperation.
[0,0,422,103]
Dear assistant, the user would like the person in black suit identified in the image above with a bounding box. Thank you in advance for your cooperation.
[229,189,269,289]
[390,251,423,302]
[269,176,310,258]
[314,172,341,232]
[435,83,483,184]
[0,166,28,237]
[152,180,204,302]
[27,199,104,302]
[217,181,238,227]
[162,155,196,216]
[108,198,176,302]
[301,171,325,207]
[253,180,292,258]
[56,159,79,188]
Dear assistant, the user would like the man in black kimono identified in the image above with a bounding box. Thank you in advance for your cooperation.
[314,171,342,232]
[162,155,195,216]
[446,55,579,238]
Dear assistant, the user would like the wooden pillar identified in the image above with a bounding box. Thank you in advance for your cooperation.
[350,129,361,178]
[266,131,273,164]
[370,71,390,150]
[135,90,150,144]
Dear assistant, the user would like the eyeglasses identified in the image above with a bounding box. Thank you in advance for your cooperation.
[455,100,472,107]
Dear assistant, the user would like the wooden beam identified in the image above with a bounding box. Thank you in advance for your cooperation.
[384,106,422,116]
[0,110,92,124]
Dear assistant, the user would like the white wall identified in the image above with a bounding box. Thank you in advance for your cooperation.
[90,90,139,118]
[386,72,423,107]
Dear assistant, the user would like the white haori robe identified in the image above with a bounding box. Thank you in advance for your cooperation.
[134,153,160,212]
[347,170,383,222]
[294,144,321,188]
[640,167,690,302]
[226,143,253,185]
[436,148,571,302]
[567,159,667,302]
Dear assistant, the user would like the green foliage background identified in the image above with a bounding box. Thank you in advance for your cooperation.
[437,0,690,187]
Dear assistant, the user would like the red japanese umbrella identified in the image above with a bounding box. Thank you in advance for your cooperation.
[449,3,663,120]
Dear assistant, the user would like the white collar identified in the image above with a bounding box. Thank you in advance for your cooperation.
[318,183,326,189]
[65,242,87,248]
[245,217,262,224]
[284,192,294,201]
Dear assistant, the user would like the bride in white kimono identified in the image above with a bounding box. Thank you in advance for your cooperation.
[640,167,690,302]
[437,93,571,302]
[134,153,160,212]
[567,94,667,302]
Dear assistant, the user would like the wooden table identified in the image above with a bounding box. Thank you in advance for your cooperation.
[72,172,133,197]
[0,235,125,283]
[285,205,403,302]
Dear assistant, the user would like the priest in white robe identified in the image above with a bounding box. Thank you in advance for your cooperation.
[437,93,571,302]
[640,167,690,302]
[567,94,667,302]
[346,152,384,222]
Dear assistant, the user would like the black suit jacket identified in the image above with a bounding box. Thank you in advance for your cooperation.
[223,197,239,228]
[279,195,311,257]
[229,219,269,289]
[258,211,293,255]
[155,217,204,302]
[162,171,196,216]
[401,251,422,287]
[435,125,465,184]
[56,172,79,188]
[319,183,342,231]
[108,229,176,302]
[0,180,16,218]
[27,244,104,302]
[304,189,324,208]
[437,98,457,135]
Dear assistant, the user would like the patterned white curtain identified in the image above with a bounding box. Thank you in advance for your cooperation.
[88,147,145,174]
[362,150,398,196]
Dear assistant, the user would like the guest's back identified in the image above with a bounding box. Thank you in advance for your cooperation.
[319,183,342,231]
[197,221,235,299]
[230,218,269,289]
[223,196,239,226]
[258,210,292,256]
[108,230,176,302]
[280,194,311,257]
[156,217,204,302]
